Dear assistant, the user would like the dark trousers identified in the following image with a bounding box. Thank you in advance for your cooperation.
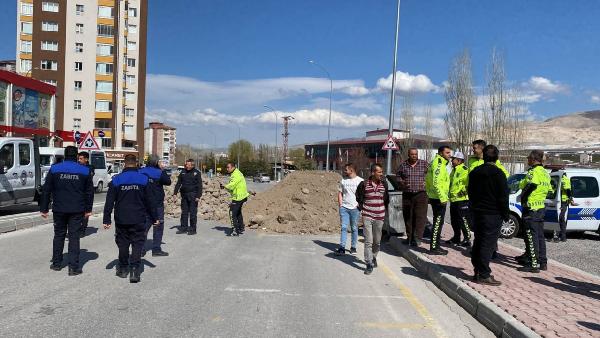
[229,198,247,233]
[81,215,89,234]
[558,203,568,240]
[450,200,471,242]
[145,204,165,252]
[523,208,547,267]
[402,191,428,241]
[52,212,84,269]
[180,192,198,230]
[471,213,502,279]
[115,223,146,269]
[429,198,447,250]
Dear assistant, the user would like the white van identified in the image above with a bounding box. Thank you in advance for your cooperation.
[39,147,109,193]
[503,168,600,238]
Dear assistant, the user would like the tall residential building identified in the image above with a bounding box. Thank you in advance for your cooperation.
[15,0,147,160]
[144,122,176,166]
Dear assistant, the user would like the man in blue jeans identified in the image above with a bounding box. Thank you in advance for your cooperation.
[335,163,363,255]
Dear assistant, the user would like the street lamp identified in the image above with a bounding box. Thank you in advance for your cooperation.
[309,60,333,171]
[385,0,401,175]
[263,105,278,181]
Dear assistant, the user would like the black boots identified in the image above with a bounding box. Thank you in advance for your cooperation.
[129,267,141,283]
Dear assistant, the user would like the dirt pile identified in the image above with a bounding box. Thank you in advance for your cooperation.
[243,171,342,234]
[165,176,234,222]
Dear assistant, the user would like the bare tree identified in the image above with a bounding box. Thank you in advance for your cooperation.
[504,87,527,173]
[399,93,415,159]
[444,49,478,155]
[423,103,434,162]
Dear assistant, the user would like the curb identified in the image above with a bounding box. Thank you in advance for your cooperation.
[0,203,105,235]
[388,236,540,338]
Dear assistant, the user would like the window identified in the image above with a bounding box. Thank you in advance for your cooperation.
[42,21,59,32]
[76,23,84,34]
[96,44,114,56]
[41,41,59,51]
[95,119,110,129]
[126,58,136,67]
[124,124,134,134]
[20,60,32,72]
[96,81,112,93]
[125,91,135,101]
[73,118,81,130]
[98,6,114,18]
[90,153,106,170]
[0,144,14,170]
[76,4,84,15]
[19,143,31,166]
[74,100,82,110]
[74,81,82,91]
[43,79,57,86]
[20,40,32,54]
[95,101,112,112]
[21,3,33,16]
[96,63,113,74]
[126,74,135,84]
[127,41,136,51]
[101,138,112,148]
[42,2,59,12]
[74,62,82,71]
[75,42,83,53]
[125,108,135,117]
[21,22,33,35]
[128,8,137,17]
[128,25,137,33]
[571,177,600,198]
[41,60,58,71]
[97,24,114,37]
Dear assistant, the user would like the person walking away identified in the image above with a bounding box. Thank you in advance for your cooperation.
[468,139,509,177]
[103,154,157,283]
[425,146,452,255]
[77,151,95,238]
[139,155,172,256]
[396,148,429,247]
[516,150,552,273]
[41,146,94,276]
[468,145,509,286]
[356,164,389,275]
[554,172,572,242]
[335,163,363,255]
[174,159,203,235]
[222,162,250,236]
[447,151,472,248]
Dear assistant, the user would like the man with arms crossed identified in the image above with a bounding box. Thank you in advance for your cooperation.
[335,163,363,256]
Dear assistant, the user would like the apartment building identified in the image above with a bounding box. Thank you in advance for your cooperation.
[144,121,176,166]
[15,0,147,158]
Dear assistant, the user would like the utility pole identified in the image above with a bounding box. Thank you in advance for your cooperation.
[385,0,401,175]
[282,115,294,173]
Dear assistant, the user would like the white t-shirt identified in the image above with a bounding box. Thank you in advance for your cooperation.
[338,176,364,209]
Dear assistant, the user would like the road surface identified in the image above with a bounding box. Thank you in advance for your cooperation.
[0,215,492,337]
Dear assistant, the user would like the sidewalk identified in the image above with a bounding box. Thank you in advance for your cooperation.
[390,224,600,338]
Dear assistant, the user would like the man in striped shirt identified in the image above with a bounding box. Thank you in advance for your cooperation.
[356,163,389,275]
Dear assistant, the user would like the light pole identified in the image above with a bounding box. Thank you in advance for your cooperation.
[385,0,401,175]
[264,105,278,181]
[309,60,333,171]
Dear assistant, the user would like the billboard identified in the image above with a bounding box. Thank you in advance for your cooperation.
[11,86,50,129]
[0,81,6,125]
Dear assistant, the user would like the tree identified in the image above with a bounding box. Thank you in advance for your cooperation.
[444,49,478,155]
[288,148,314,170]
[423,103,434,162]
[228,139,254,165]
[399,93,415,158]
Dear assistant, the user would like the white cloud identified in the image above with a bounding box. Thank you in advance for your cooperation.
[591,95,600,104]
[526,76,568,94]
[337,85,370,96]
[376,71,439,94]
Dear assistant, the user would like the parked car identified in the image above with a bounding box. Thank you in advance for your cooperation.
[253,172,271,183]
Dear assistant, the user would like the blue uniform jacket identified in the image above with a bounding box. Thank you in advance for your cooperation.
[139,166,171,203]
[103,168,157,225]
[40,160,94,214]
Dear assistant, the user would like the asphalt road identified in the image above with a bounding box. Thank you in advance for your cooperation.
[0,216,492,337]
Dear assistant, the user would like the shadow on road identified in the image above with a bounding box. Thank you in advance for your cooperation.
[577,321,600,332]
[105,258,157,273]
[82,227,99,237]
[525,276,600,302]
[313,240,365,271]
[61,249,98,269]
[212,226,232,235]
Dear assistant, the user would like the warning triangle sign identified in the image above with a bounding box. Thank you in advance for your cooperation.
[79,131,101,150]
[381,135,399,151]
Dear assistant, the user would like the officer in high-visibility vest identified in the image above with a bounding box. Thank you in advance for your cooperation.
[554,173,572,242]
[425,145,452,255]
[468,139,509,177]
[447,151,471,248]
[516,150,552,273]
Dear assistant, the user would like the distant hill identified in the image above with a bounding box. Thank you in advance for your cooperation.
[526,110,600,148]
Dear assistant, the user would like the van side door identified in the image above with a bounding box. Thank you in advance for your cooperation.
[543,172,561,232]
[16,142,35,203]
[567,175,600,231]
[0,142,17,205]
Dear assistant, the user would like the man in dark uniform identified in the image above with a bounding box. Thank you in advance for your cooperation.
[103,154,157,283]
[140,155,172,256]
[41,146,94,276]
[174,159,202,235]
[78,151,95,237]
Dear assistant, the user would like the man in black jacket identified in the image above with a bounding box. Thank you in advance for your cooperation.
[78,151,95,238]
[174,159,203,235]
[103,154,157,283]
[41,146,94,276]
[467,145,509,286]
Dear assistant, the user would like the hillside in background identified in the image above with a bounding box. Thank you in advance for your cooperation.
[525,110,600,148]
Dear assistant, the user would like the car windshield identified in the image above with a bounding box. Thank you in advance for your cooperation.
[507,173,526,194]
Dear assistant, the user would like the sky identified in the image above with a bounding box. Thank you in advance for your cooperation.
[2,0,600,148]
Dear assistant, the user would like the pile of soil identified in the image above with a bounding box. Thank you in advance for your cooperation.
[243,171,342,234]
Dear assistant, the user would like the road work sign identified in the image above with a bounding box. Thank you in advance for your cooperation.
[382,135,399,151]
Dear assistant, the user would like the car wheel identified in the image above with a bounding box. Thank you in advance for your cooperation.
[500,214,520,239]
[96,181,103,193]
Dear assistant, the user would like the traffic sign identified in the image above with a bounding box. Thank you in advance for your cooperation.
[382,135,399,151]
[74,131,82,142]
[79,131,101,150]
[98,130,105,138]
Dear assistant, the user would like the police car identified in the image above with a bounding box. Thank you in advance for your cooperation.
[502,168,600,238]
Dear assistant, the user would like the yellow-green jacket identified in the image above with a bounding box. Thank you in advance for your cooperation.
[560,173,572,203]
[518,165,552,211]
[449,163,469,203]
[425,154,450,203]
[225,168,250,201]
[468,156,509,178]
